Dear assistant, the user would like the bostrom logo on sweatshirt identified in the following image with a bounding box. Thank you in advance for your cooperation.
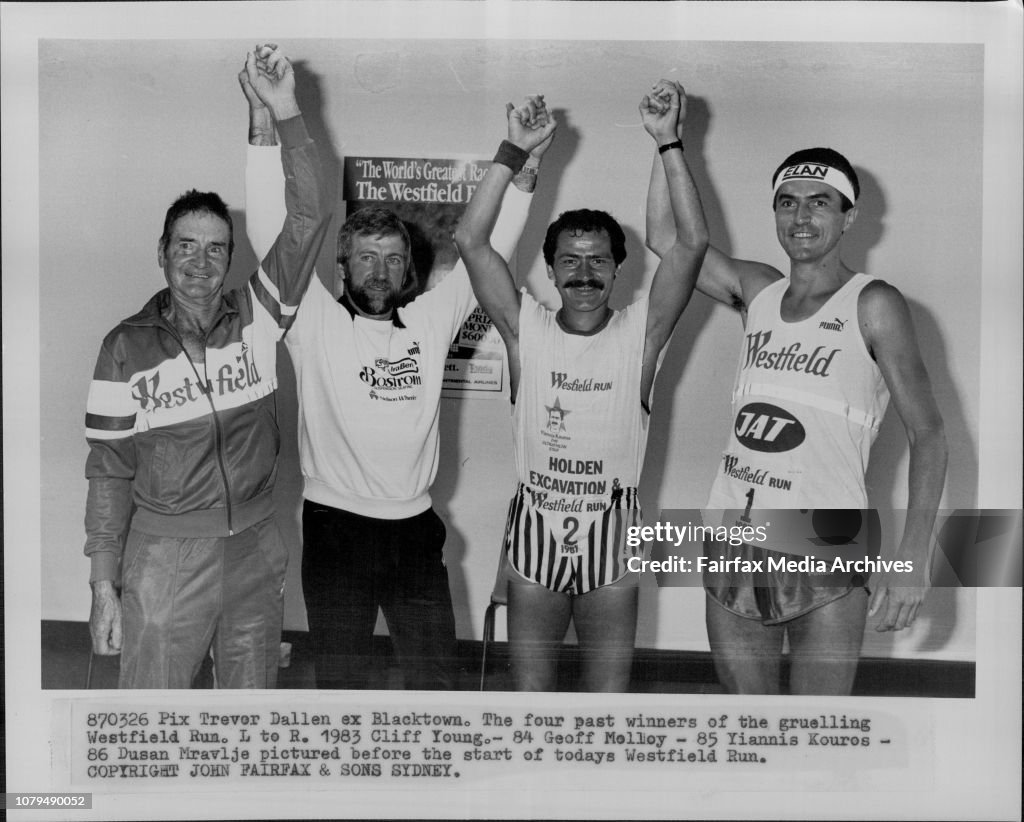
[360,352,422,391]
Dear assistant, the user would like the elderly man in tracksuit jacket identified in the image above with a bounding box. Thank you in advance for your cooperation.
[83,45,325,689]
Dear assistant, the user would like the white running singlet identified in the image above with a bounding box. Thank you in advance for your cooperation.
[705,273,890,622]
[504,291,650,594]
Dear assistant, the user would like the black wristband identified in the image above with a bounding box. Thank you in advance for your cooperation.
[658,140,684,155]
[493,139,530,173]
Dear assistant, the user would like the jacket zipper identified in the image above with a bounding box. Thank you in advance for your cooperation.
[163,322,235,536]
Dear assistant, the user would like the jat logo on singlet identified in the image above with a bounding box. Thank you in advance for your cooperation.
[743,330,839,377]
[131,348,261,411]
[734,402,805,453]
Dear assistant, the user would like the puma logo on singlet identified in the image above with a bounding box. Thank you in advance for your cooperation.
[818,317,847,332]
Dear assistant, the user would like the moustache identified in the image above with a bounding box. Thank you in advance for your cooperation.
[360,278,396,291]
[564,279,605,290]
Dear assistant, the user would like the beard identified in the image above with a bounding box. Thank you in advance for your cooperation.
[347,279,399,316]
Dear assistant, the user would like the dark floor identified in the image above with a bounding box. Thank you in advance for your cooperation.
[42,621,974,697]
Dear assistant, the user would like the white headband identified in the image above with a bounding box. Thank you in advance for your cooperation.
[772,162,856,205]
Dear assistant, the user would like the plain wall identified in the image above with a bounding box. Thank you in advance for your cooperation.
[39,38,983,660]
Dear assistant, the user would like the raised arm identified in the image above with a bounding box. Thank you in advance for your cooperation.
[644,80,780,313]
[639,81,709,401]
[454,96,556,370]
[859,281,948,632]
[240,50,282,260]
[239,44,326,318]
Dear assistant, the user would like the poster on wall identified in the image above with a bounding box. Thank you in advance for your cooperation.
[342,155,507,397]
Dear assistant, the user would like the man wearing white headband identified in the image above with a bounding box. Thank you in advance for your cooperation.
[647,94,947,695]
[772,153,858,208]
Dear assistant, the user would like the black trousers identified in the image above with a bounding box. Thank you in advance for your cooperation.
[301,502,458,690]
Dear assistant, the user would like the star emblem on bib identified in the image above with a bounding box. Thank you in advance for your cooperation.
[545,397,571,435]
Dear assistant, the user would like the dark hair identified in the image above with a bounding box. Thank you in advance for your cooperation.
[771,147,860,212]
[337,206,419,305]
[160,190,234,260]
[542,209,627,266]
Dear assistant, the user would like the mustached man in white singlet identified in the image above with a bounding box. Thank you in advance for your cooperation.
[647,80,948,695]
[456,84,709,691]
